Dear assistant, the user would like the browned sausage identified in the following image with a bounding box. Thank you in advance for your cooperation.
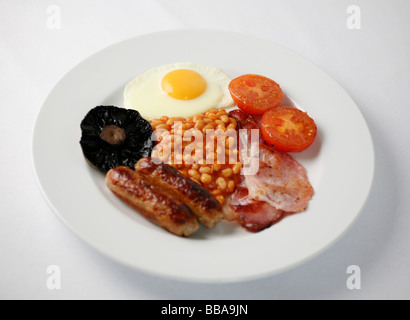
[135,158,222,228]
[106,166,199,237]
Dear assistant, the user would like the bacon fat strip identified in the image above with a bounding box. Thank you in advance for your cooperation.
[106,166,199,237]
[225,186,284,232]
[135,158,222,228]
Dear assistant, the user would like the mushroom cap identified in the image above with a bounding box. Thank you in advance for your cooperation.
[80,105,154,173]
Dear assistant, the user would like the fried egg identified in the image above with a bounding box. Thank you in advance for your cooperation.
[123,62,234,119]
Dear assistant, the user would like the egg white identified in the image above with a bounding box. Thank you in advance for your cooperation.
[123,62,234,119]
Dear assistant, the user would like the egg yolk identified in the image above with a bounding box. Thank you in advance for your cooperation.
[161,69,207,100]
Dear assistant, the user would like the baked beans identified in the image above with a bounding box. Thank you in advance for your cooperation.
[150,109,242,205]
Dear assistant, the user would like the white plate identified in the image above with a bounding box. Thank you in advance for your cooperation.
[32,30,374,282]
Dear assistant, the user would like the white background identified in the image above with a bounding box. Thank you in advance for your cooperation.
[1,0,409,300]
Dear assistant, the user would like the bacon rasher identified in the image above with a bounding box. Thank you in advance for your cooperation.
[225,110,314,232]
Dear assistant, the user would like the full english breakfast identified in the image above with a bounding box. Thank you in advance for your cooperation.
[79,63,317,236]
